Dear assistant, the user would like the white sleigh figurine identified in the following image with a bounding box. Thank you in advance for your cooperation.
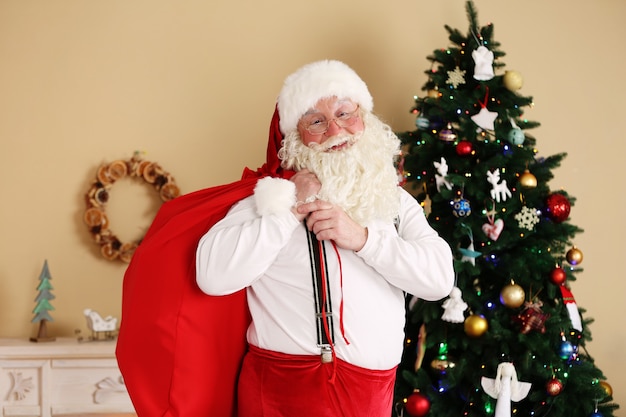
[83,308,118,340]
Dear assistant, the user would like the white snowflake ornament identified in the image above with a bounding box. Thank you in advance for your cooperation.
[515,206,540,230]
[446,66,466,88]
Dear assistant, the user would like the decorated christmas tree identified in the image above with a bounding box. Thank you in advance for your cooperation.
[30,259,56,342]
[393,3,618,417]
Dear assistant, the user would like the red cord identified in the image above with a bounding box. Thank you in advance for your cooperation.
[319,241,337,383]
[331,241,350,346]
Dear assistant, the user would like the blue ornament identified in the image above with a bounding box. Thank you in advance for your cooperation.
[452,198,472,217]
[589,412,604,417]
[416,116,430,129]
[507,127,525,145]
[429,115,445,130]
[559,341,574,360]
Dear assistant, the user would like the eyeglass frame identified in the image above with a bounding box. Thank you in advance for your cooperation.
[299,104,362,135]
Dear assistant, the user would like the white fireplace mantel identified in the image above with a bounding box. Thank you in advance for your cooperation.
[0,337,135,416]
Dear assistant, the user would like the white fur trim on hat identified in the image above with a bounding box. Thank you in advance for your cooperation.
[277,60,373,135]
[254,177,296,216]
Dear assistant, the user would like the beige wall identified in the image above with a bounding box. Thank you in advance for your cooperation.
[1,0,624,411]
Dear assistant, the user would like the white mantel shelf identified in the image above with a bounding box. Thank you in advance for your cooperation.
[0,337,135,416]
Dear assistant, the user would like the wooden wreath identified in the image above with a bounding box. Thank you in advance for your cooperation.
[84,152,181,262]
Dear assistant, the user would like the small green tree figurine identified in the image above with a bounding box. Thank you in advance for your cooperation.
[30,260,56,342]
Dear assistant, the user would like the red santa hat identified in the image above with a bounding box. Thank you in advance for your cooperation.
[277,60,374,135]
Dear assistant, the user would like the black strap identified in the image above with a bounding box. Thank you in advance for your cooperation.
[305,222,334,346]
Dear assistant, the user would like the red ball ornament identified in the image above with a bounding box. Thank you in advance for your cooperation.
[456,140,473,156]
[405,391,431,417]
[550,266,567,285]
[545,193,571,223]
[546,378,563,396]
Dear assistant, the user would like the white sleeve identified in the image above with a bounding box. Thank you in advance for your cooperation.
[195,177,301,295]
[356,189,455,300]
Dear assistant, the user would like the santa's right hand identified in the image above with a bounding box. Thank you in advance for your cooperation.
[291,170,321,207]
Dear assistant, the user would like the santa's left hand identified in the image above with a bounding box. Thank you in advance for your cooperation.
[298,200,368,252]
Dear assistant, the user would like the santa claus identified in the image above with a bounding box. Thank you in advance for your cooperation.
[117,60,454,417]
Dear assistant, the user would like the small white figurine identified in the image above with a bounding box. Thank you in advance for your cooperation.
[481,362,531,417]
[441,287,468,323]
[472,45,495,81]
[83,308,118,340]
[487,169,511,203]
[434,157,452,191]
[460,239,479,266]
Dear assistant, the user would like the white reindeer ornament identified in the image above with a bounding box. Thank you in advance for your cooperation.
[487,169,511,203]
[434,157,452,191]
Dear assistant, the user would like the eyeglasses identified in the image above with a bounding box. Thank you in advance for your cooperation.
[301,105,361,135]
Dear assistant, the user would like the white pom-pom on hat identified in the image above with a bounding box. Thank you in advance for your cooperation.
[277,60,373,135]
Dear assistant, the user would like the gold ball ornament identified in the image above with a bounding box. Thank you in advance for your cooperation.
[566,247,584,265]
[503,70,523,91]
[427,87,440,99]
[519,170,537,189]
[599,381,613,398]
[500,282,526,308]
[464,314,488,338]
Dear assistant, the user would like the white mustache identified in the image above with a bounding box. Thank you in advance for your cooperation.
[308,134,359,152]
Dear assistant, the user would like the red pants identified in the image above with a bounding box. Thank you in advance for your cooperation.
[237,345,397,417]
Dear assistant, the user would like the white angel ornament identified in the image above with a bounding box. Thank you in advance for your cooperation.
[472,45,495,81]
[441,287,468,323]
[481,362,531,417]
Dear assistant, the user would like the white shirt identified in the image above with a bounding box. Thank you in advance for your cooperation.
[196,186,454,370]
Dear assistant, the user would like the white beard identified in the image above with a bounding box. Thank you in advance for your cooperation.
[278,112,401,226]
